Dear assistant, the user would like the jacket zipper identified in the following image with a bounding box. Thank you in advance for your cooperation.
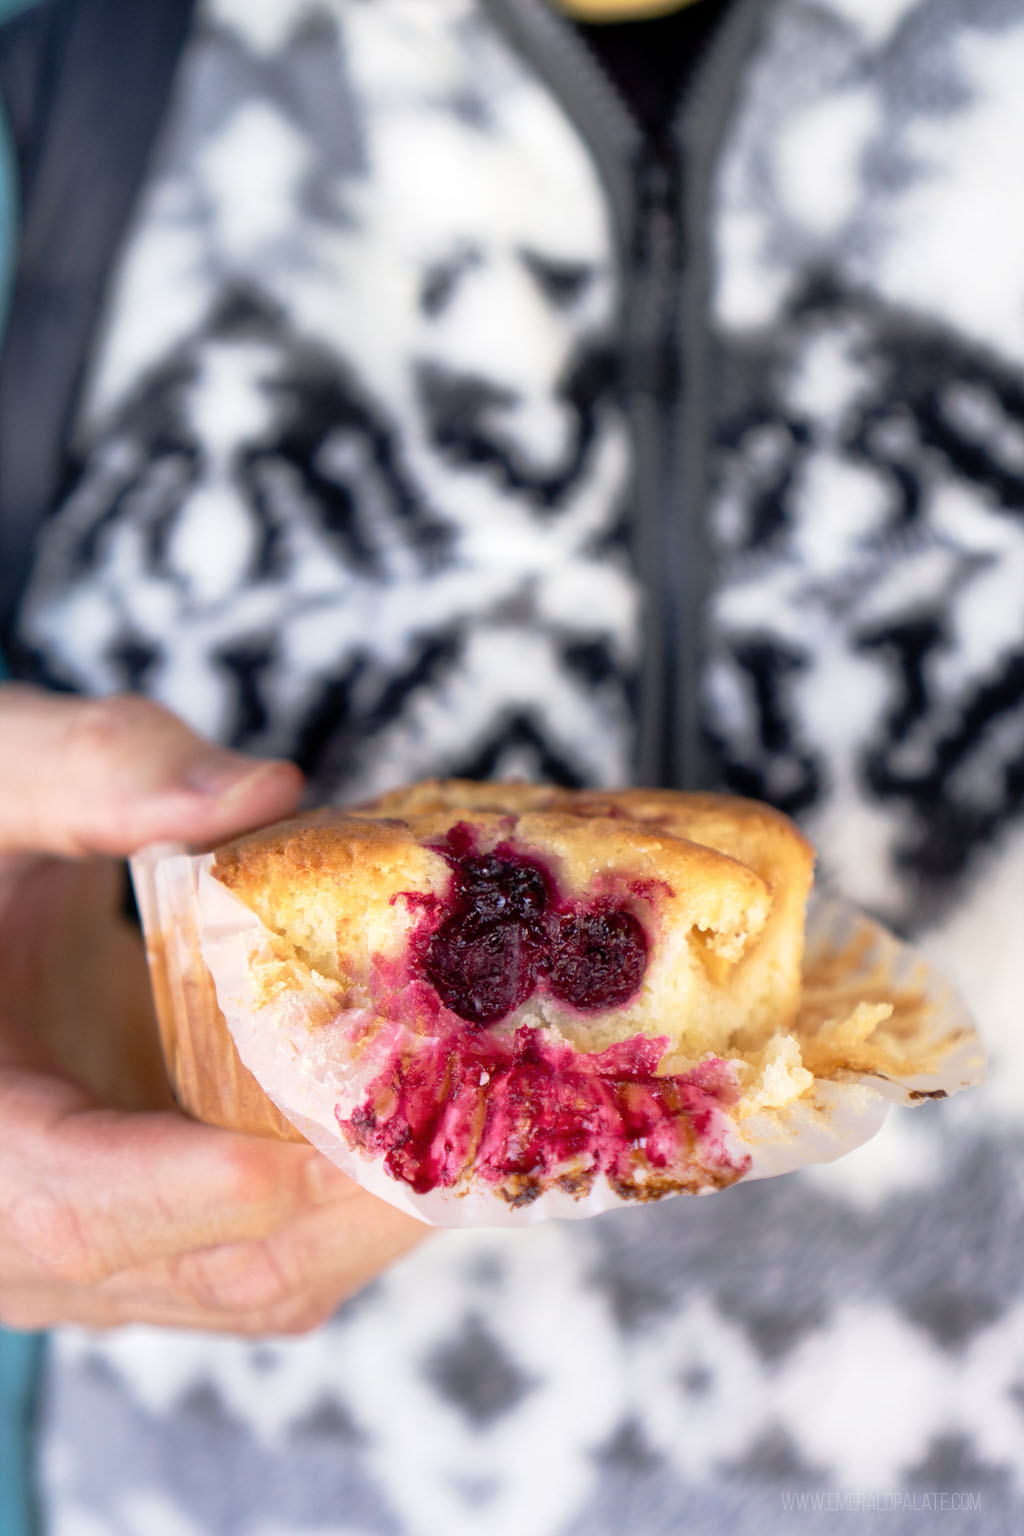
[484,0,763,791]
[664,0,769,790]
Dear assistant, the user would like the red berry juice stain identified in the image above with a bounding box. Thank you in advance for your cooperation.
[337,1024,749,1200]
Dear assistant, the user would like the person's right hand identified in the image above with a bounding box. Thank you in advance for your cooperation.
[0,686,427,1334]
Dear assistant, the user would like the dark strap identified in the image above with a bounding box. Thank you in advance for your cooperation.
[0,0,196,658]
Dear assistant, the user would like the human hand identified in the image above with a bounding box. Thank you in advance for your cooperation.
[0,687,426,1333]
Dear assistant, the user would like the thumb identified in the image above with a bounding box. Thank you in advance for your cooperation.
[0,686,305,857]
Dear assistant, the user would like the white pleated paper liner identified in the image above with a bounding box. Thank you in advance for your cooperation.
[131,844,986,1228]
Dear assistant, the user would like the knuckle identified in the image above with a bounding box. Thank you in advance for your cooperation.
[218,1145,290,1214]
[66,694,157,763]
[267,1301,335,1337]
[245,1292,337,1338]
[6,1192,109,1287]
[171,1241,296,1315]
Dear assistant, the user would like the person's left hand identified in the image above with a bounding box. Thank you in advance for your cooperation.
[0,687,427,1334]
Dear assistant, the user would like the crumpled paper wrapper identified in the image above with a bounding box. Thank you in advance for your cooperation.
[131,843,986,1227]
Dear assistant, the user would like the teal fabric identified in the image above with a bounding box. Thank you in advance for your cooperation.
[0,1331,43,1536]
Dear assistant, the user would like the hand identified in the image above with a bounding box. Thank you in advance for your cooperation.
[0,687,427,1333]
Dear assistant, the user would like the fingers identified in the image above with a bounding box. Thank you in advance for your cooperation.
[0,683,407,1338]
[109,1190,424,1328]
[0,1184,427,1335]
[1,1095,362,1288]
[0,1053,427,1332]
[0,685,304,858]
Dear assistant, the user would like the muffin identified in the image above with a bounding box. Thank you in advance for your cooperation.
[134,779,981,1221]
[197,781,813,1204]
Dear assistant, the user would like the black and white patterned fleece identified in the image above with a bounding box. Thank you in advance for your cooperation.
[18,1,1024,1532]
[17,0,640,798]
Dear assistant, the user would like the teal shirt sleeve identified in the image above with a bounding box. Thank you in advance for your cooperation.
[0,1331,43,1536]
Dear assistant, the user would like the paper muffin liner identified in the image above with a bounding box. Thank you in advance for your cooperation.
[130,843,986,1227]
[131,842,305,1143]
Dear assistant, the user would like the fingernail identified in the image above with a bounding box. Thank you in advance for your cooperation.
[185,755,289,801]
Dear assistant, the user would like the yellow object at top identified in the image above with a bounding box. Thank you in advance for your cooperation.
[556,0,701,20]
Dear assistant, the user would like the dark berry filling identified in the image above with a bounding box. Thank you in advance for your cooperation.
[549,907,648,1011]
[424,911,546,1026]
[455,853,549,923]
[421,847,551,1027]
[417,837,649,1026]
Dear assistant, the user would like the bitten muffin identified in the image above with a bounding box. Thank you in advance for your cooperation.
[204,781,815,1204]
